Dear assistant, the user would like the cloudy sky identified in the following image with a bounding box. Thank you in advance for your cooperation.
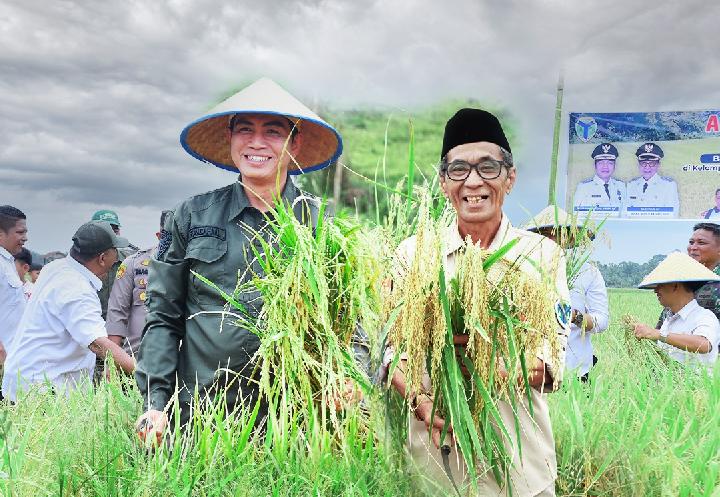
[2,0,718,263]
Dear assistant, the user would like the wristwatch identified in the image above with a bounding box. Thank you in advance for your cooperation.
[571,310,584,328]
[658,327,669,342]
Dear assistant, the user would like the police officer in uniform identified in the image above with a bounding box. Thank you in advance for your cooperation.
[134,78,348,441]
[625,143,679,218]
[91,210,139,319]
[573,143,626,218]
[106,210,172,358]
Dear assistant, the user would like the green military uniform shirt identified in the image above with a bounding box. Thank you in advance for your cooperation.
[135,178,322,423]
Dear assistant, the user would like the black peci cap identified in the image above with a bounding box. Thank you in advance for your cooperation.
[441,108,511,159]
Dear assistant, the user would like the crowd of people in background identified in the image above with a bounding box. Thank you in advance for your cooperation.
[1,77,719,497]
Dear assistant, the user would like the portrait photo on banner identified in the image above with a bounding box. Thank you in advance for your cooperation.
[567,110,720,221]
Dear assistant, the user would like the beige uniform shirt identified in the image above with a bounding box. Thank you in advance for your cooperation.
[105,247,154,357]
[389,215,570,497]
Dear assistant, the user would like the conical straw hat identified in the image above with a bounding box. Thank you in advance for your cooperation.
[638,251,720,288]
[523,205,572,232]
[180,77,343,175]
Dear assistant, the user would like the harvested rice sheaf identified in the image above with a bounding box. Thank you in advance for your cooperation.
[202,199,385,439]
[622,313,673,367]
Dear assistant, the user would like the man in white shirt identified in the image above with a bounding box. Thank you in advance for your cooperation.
[700,189,720,220]
[634,252,720,371]
[0,205,28,365]
[2,221,137,401]
[625,143,680,218]
[524,206,609,381]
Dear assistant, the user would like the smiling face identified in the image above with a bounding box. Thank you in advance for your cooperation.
[687,228,720,269]
[440,142,516,233]
[227,113,302,185]
[0,219,28,255]
[594,159,615,182]
[638,158,660,180]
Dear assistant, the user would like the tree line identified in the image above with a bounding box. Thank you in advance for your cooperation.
[595,254,665,288]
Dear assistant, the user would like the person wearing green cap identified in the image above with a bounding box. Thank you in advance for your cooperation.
[1,221,136,401]
[134,78,348,443]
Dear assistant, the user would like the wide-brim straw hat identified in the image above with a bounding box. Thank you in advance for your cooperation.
[180,77,343,175]
[638,251,720,289]
[523,205,595,233]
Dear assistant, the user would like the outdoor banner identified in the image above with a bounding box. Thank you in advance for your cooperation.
[567,111,720,220]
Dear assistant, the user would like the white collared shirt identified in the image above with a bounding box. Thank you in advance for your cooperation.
[658,299,719,370]
[0,246,26,347]
[566,261,609,376]
[2,256,107,401]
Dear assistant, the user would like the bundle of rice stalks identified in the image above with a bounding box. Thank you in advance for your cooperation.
[195,197,384,443]
[621,314,673,369]
[384,190,565,488]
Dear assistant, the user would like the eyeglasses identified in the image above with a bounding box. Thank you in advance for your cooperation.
[444,159,506,181]
[639,160,660,167]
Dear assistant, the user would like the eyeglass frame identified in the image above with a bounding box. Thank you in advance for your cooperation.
[440,158,512,181]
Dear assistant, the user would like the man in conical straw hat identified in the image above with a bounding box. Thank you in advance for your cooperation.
[134,78,344,442]
[524,205,609,382]
[383,109,571,497]
[634,251,720,371]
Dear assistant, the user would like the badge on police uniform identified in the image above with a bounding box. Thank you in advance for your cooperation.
[116,263,127,279]
[141,259,150,266]
[138,278,146,287]
[139,291,147,302]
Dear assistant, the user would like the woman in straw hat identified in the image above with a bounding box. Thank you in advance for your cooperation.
[524,205,609,382]
[634,252,720,370]
[134,78,348,443]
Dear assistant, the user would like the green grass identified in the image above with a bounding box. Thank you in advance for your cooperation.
[1,289,718,496]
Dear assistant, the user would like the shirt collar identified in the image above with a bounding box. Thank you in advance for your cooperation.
[65,255,103,291]
[644,174,660,185]
[445,214,511,255]
[675,299,699,320]
[228,174,298,222]
[593,175,612,185]
[0,246,12,262]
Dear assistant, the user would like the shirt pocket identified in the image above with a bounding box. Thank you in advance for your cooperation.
[185,239,229,306]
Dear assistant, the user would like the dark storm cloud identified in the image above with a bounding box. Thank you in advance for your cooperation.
[1,0,718,256]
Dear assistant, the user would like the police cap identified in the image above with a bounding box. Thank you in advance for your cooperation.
[591,143,618,160]
[636,142,664,160]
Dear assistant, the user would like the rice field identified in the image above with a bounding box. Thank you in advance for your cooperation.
[1,288,718,496]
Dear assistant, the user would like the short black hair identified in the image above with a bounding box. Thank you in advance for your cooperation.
[0,205,26,233]
[69,246,100,264]
[14,247,32,266]
[682,281,706,293]
[693,222,720,240]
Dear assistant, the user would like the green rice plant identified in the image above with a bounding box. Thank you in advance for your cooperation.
[384,187,566,491]
[194,194,384,447]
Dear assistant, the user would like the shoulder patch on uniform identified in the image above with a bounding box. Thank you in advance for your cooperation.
[580,178,593,184]
[156,229,172,260]
[115,263,127,280]
[660,176,674,182]
[188,225,227,242]
[555,300,571,327]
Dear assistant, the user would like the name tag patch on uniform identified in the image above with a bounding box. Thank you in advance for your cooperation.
[555,300,572,327]
[188,225,227,242]
[156,229,172,260]
[135,268,149,276]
